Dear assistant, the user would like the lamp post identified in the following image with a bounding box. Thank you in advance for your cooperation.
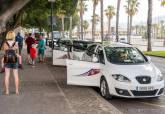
[48,0,55,50]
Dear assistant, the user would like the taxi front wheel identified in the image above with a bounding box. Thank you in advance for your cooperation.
[100,77,112,99]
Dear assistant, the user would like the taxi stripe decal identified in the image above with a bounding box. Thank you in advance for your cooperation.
[75,69,100,76]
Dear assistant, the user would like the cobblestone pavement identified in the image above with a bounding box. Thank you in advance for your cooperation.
[0,62,74,114]
[0,50,122,114]
[48,65,122,114]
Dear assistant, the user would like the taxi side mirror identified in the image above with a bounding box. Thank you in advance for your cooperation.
[147,56,151,62]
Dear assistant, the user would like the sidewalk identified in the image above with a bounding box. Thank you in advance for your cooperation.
[0,50,122,114]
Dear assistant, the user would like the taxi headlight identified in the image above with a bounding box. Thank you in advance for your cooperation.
[112,74,131,83]
[157,74,164,81]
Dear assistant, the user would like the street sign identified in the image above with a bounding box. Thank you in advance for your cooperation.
[48,16,56,26]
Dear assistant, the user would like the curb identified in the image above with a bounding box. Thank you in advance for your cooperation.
[145,54,165,58]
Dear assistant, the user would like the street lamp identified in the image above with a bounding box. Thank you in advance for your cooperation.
[48,0,55,50]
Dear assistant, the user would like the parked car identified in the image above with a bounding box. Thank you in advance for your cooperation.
[49,31,62,48]
[52,38,72,66]
[66,42,164,99]
[119,37,128,43]
[53,40,95,66]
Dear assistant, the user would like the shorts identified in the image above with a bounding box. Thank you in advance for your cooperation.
[38,49,45,56]
[5,63,18,69]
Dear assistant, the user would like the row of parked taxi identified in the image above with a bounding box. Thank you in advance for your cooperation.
[52,39,164,99]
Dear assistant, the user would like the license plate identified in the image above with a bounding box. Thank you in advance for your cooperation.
[136,86,154,91]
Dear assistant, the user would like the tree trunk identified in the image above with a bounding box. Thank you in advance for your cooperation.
[161,24,164,39]
[100,0,104,44]
[0,0,30,33]
[62,16,65,38]
[109,20,112,42]
[84,30,86,39]
[147,0,152,51]
[92,2,96,41]
[116,0,121,42]
[129,15,133,44]
[127,1,130,44]
[80,0,84,40]
[108,16,111,36]
[77,22,80,39]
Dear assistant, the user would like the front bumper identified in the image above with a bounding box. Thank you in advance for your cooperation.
[110,81,164,98]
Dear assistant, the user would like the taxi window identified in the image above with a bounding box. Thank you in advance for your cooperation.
[96,46,105,64]
[86,45,97,56]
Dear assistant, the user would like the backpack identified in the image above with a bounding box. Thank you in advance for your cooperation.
[4,42,18,64]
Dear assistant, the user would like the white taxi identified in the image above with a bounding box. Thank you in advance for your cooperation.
[66,43,164,99]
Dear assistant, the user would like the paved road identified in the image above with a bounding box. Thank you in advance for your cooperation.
[108,56,165,114]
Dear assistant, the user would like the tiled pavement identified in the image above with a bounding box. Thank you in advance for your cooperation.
[0,50,122,114]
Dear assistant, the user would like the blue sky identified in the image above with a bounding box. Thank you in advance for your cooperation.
[83,0,165,27]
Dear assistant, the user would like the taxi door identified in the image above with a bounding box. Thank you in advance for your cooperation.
[66,59,101,87]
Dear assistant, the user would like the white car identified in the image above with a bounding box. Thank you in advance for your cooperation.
[66,43,164,99]
[119,37,127,43]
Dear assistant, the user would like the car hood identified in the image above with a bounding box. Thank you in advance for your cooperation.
[109,62,160,79]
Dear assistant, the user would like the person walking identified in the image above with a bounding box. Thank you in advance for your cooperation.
[37,35,46,62]
[2,31,20,95]
[25,33,35,64]
[15,32,24,55]
[30,44,37,67]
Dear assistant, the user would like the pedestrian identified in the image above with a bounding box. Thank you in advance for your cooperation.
[30,44,37,67]
[25,33,35,64]
[37,35,46,62]
[2,31,20,95]
[15,32,23,55]
[0,53,23,73]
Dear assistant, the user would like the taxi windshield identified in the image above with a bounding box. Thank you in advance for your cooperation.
[105,47,148,65]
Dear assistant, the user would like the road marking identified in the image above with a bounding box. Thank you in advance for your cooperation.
[138,101,165,108]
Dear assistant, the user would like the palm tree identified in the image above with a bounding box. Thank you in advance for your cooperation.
[125,0,139,44]
[160,0,165,46]
[134,25,139,35]
[152,24,158,39]
[126,0,131,44]
[116,0,121,42]
[161,0,165,6]
[79,0,88,40]
[83,20,89,39]
[91,14,100,41]
[57,10,66,38]
[100,0,104,43]
[92,0,100,41]
[105,5,115,40]
[160,20,164,39]
[77,1,88,40]
[147,0,152,51]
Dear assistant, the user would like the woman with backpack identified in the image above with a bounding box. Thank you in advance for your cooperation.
[2,31,20,95]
